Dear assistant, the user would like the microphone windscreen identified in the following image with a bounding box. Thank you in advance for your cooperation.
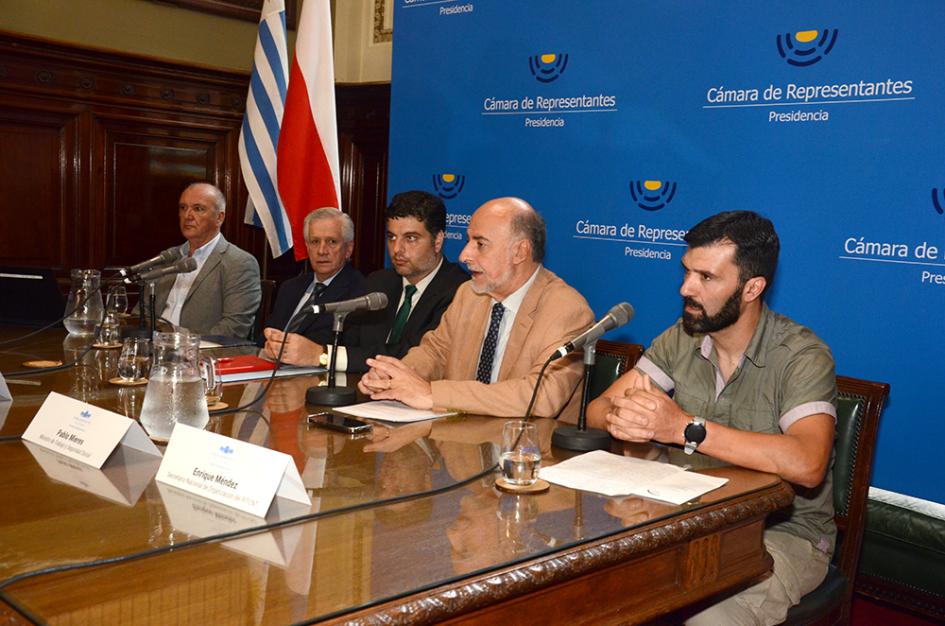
[365,291,388,310]
[178,257,198,272]
[161,248,183,264]
[609,302,635,326]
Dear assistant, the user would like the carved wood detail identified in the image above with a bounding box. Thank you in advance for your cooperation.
[683,533,721,590]
[338,483,793,625]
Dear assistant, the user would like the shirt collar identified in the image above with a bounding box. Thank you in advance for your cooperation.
[697,302,772,368]
[182,232,221,261]
[316,264,345,288]
[493,265,541,316]
[402,256,443,292]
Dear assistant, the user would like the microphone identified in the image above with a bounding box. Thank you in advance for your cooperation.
[553,302,634,359]
[307,291,388,315]
[119,248,182,277]
[137,257,198,282]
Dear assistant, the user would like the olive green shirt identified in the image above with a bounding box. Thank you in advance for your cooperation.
[637,304,837,554]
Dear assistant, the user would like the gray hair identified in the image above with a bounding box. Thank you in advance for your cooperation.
[184,182,226,213]
[304,207,355,243]
[510,206,546,262]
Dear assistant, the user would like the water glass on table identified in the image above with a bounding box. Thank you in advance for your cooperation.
[501,420,541,487]
[97,313,121,347]
[105,285,129,318]
[117,337,150,382]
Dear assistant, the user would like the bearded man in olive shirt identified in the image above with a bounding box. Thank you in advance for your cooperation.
[588,211,837,625]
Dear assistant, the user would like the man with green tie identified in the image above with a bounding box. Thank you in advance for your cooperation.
[273,191,468,372]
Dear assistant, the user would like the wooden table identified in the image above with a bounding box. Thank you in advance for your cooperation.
[0,328,792,625]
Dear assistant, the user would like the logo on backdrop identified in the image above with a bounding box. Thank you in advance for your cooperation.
[529,53,569,83]
[776,29,839,67]
[933,187,945,215]
[433,173,466,199]
[703,26,911,124]
[630,180,677,211]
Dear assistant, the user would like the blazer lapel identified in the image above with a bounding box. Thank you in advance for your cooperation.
[497,268,547,380]
[183,238,226,306]
[402,265,445,335]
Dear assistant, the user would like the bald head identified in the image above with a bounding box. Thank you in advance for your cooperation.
[459,197,545,301]
[179,182,225,250]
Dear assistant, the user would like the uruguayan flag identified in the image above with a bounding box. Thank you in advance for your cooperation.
[239,0,293,257]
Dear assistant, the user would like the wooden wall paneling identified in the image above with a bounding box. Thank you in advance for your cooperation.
[0,32,256,281]
[93,113,231,269]
[0,34,393,291]
[0,95,82,272]
[336,83,390,275]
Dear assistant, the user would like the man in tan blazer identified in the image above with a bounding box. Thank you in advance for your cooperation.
[358,197,594,421]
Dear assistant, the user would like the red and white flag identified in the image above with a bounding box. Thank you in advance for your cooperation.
[277,0,342,261]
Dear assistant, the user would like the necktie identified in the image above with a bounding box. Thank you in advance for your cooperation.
[388,284,417,345]
[288,281,326,333]
[476,302,505,384]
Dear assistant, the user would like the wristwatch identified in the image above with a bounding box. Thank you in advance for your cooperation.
[683,415,707,455]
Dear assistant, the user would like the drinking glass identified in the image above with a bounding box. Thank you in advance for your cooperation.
[118,337,151,382]
[500,420,541,486]
[97,312,122,346]
[106,285,129,318]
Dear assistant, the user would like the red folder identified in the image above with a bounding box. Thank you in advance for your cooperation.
[215,355,277,374]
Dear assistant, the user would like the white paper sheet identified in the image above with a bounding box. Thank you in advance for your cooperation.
[334,400,456,423]
[539,450,728,505]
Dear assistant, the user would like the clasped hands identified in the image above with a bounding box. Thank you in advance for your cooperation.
[262,328,324,365]
[604,374,688,446]
[357,355,434,410]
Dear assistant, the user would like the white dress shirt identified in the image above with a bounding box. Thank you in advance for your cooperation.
[161,232,221,326]
[479,265,541,383]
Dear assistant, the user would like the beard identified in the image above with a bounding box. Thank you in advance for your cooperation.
[682,282,744,335]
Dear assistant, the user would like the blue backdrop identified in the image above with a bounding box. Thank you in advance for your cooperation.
[388,0,945,504]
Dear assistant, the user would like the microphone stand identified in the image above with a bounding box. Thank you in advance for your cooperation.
[552,341,612,451]
[148,281,157,338]
[305,311,357,406]
[124,280,156,340]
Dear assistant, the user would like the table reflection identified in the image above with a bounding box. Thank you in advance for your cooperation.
[0,328,787,625]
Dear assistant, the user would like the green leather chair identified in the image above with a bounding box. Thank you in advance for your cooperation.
[782,375,889,625]
[587,339,645,401]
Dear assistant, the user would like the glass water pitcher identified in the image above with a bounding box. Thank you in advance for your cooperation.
[63,269,104,336]
[139,332,210,442]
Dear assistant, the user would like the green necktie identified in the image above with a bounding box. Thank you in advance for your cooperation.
[388,284,417,345]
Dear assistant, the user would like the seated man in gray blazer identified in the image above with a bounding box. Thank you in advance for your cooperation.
[151,182,261,339]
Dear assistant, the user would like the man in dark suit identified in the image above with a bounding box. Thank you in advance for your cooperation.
[341,191,468,372]
[262,208,367,361]
[266,191,468,371]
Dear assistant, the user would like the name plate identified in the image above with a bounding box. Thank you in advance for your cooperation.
[156,424,311,517]
[22,392,161,468]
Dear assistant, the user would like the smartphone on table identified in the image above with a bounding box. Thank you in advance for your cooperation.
[306,411,372,434]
